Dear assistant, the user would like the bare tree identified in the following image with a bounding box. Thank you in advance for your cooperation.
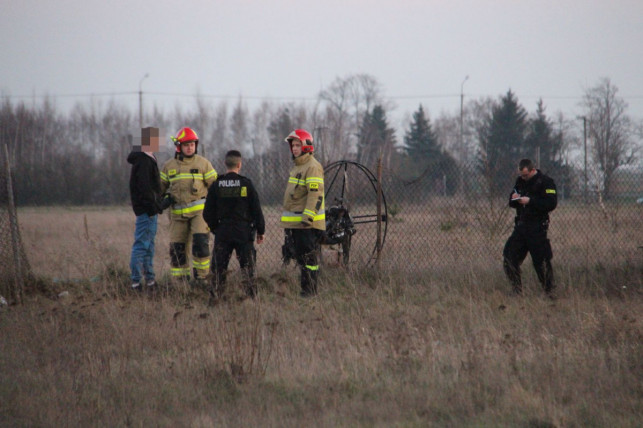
[582,78,639,198]
[468,97,496,163]
[209,101,229,162]
[433,113,458,160]
[250,101,272,159]
[191,93,214,160]
[318,73,387,161]
[230,97,250,156]
[248,101,273,189]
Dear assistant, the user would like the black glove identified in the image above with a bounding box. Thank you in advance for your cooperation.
[159,193,174,212]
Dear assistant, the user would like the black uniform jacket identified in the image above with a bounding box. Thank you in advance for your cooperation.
[203,172,265,243]
[127,151,162,216]
[509,170,557,222]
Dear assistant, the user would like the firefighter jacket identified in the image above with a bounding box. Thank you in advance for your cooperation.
[509,170,557,222]
[280,153,325,230]
[160,154,217,218]
[127,151,162,217]
[203,171,265,243]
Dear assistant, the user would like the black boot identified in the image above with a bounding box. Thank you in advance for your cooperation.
[537,260,556,298]
[244,281,257,299]
[300,268,319,297]
[503,258,522,295]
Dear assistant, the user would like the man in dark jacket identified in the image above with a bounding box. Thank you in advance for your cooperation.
[503,158,558,297]
[127,127,163,292]
[203,150,265,301]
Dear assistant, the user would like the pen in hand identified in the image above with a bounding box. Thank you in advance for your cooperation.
[511,188,521,201]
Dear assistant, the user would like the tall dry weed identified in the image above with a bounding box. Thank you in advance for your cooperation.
[1,206,641,426]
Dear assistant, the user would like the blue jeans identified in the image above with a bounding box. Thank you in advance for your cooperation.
[130,213,158,283]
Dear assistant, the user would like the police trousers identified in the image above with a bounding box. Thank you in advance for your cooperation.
[503,220,554,294]
[211,237,256,298]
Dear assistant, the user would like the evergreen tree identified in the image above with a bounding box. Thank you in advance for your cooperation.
[479,90,527,194]
[525,100,556,172]
[264,107,295,201]
[267,107,293,151]
[524,100,575,197]
[404,105,440,162]
[402,105,458,195]
[357,105,396,168]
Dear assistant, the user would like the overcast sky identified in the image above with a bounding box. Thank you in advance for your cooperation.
[2,0,643,129]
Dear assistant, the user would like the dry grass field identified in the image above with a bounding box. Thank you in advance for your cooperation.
[1,205,642,427]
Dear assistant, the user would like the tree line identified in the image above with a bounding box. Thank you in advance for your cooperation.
[1,75,640,206]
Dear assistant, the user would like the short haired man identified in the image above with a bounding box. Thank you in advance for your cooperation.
[203,150,265,302]
[503,159,558,297]
[127,127,163,291]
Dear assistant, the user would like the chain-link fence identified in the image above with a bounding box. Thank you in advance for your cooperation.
[379,161,642,275]
[0,143,32,303]
[4,151,642,296]
[238,155,642,278]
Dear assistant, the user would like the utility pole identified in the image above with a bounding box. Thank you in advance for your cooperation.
[583,117,588,203]
[577,116,588,202]
[459,75,469,195]
[138,73,149,129]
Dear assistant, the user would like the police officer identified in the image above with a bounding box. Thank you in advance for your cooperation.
[503,158,558,296]
[160,127,217,286]
[280,129,325,297]
[203,150,265,301]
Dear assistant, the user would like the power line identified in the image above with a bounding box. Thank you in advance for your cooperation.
[147,92,317,101]
[3,91,643,102]
[2,92,137,99]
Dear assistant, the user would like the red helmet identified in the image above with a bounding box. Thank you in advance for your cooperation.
[285,129,314,154]
[172,127,199,154]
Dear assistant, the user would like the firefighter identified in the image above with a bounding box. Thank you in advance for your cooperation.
[503,158,558,297]
[160,127,217,286]
[203,150,265,302]
[280,129,325,297]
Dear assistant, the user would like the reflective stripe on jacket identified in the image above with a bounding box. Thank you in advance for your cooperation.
[160,154,217,217]
[280,153,325,230]
[171,198,206,216]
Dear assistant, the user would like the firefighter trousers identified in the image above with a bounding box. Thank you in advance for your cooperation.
[291,229,322,296]
[169,213,210,280]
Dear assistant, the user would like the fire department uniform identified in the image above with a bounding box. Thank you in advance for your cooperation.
[280,152,325,296]
[503,170,557,295]
[160,155,217,282]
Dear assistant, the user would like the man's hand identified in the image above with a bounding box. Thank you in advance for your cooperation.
[256,234,264,244]
[518,196,530,205]
[160,193,174,211]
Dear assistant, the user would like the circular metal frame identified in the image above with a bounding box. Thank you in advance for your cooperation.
[323,160,388,267]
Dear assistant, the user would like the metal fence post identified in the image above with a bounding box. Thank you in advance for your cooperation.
[4,142,23,304]
[376,156,382,269]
